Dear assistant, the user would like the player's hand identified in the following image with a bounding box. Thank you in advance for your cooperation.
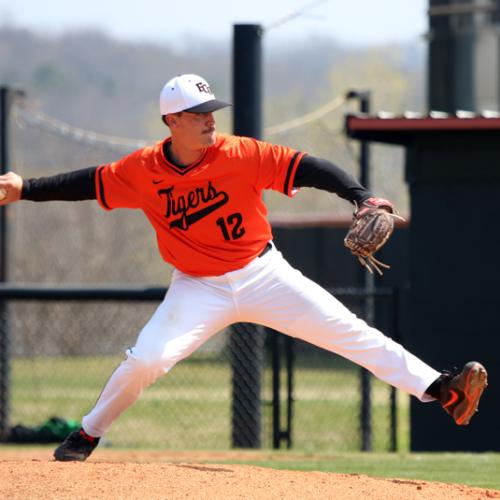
[0,172,23,205]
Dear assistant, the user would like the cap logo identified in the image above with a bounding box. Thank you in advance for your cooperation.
[196,82,213,95]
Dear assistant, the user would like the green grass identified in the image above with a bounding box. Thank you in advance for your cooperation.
[10,354,408,452]
[222,451,500,490]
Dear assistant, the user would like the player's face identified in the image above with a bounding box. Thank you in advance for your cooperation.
[175,112,217,149]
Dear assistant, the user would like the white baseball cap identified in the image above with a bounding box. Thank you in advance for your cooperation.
[159,74,231,115]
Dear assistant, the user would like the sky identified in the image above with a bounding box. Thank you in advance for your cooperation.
[0,0,429,47]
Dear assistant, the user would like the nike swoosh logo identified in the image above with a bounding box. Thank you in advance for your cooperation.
[170,192,229,230]
[443,389,459,409]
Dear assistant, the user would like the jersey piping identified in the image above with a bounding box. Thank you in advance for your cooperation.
[284,151,301,196]
[96,166,110,209]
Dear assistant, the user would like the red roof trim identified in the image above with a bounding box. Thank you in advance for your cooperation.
[346,116,500,132]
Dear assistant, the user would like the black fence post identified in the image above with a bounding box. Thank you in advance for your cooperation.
[271,330,281,449]
[347,90,373,451]
[359,92,373,453]
[389,287,401,452]
[271,330,294,450]
[230,23,264,448]
[284,335,294,449]
[232,24,262,139]
[0,87,14,439]
[230,324,265,448]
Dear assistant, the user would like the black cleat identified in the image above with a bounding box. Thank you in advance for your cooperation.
[438,361,488,425]
[53,428,100,462]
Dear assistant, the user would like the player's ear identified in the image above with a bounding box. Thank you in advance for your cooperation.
[162,114,176,128]
[163,113,182,129]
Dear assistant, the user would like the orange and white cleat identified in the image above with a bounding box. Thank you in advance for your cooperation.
[438,361,488,425]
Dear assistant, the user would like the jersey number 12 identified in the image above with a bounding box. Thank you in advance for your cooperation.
[216,213,245,240]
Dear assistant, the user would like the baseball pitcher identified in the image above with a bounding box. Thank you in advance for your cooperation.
[0,74,488,461]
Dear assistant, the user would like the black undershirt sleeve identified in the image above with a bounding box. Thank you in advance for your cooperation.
[21,167,98,201]
[294,154,373,205]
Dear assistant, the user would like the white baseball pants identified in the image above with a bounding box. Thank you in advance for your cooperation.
[82,245,440,437]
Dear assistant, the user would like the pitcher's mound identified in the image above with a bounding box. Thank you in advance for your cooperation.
[1,449,498,499]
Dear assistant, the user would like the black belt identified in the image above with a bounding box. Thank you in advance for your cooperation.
[258,242,272,258]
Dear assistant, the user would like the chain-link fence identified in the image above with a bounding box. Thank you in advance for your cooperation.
[1,286,401,452]
[0,94,407,452]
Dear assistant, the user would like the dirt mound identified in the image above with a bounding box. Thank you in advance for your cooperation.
[1,449,498,499]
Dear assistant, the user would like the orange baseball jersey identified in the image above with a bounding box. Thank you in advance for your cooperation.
[95,133,305,276]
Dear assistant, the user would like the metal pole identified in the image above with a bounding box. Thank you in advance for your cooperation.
[389,287,401,452]
[0,87,10,276]
[271,330,281,449]
[232,24,263,139]
[285,335,294,449]
[271,332,294,449]
[230,323,265,448]
[0,87,11,439]
[359,92,373,452]
[230,24,263,448]
[346,89,373,451]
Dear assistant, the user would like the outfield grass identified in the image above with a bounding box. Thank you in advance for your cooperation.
[226,451,500,490]
[11,355,407,452]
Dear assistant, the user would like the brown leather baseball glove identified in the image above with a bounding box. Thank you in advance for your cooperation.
[344,197,404,275]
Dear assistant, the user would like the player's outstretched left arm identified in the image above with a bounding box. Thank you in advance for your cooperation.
[0,172,23,205]
[293,154,376,208]
[293,155,403,274]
